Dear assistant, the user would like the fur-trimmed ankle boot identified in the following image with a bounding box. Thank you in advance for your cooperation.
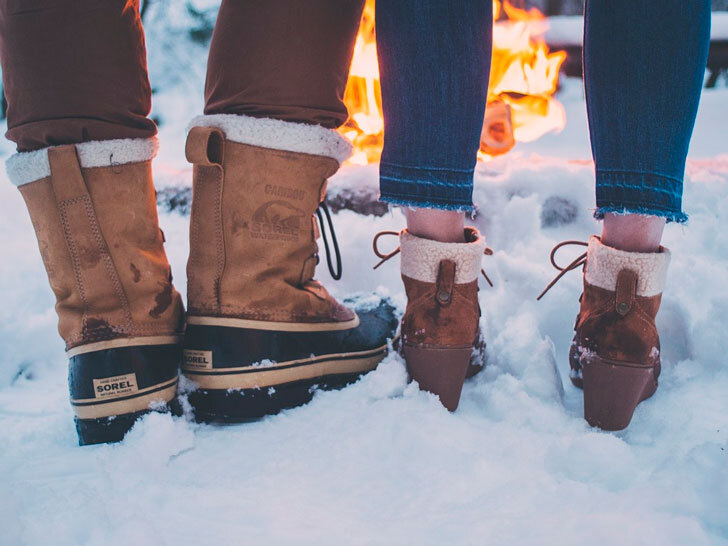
[375,227,487,411]
[8,139,185,445]
[182,115,397,420]
[540,236,670,430]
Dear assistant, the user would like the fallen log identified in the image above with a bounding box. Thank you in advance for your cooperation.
[157,183,388,218]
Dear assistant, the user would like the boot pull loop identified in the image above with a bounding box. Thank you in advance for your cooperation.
[436,260,456,306]
[481,246,495,287]
[315,202,342,281]
[48,146,90,201]
[536,240,588,300]
[185,127,225,167]
[185,126,226,310]
[47,145,133,330]
[615,269,638,316]
[372,231,401,270]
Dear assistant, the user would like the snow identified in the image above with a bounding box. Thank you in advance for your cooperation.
[715,12,728,40]
[0,6,727,541]
[543,15,583,45]
[545,12,728,45]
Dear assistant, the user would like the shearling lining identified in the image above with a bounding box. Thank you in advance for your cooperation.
[585,236,671,297]
[6,137,159,187]
[188,114,352,165]
[399,228,486,284]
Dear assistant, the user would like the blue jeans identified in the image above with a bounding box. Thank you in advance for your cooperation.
[377,0,711,222]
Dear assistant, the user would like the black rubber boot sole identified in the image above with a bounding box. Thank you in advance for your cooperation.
[182,297,398,421]
[74,410,150,446]
[187,372,362,423]
[69,343,181,445]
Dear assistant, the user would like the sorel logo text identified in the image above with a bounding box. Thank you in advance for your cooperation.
[184,349,213,370]
[250,200,306,241]
[93,373,139,399]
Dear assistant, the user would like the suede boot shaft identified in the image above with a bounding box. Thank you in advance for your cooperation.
[185,115,355,326]
[9,139,184,352]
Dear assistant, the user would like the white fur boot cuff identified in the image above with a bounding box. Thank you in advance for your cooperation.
[188,114,352,165]
[6,137,159,187]
[584,236,671,297]
[399,228,486,284]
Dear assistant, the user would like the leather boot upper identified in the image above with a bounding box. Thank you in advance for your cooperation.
[570,236,670,373]
[15,141,184,351]
[398,228,486,349]
[185,122,355,325]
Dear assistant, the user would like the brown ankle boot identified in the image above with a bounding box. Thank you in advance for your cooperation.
[182,115,397,420]
[375,228,488,411]
[539,236,670,430]
[8,139,185,445]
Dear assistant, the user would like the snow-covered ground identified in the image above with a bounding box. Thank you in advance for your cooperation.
[1,10,727,543]
[545,12,728,45]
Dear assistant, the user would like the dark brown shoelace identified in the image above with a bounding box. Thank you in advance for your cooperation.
[372,230,494,287]
[536,240,588,300]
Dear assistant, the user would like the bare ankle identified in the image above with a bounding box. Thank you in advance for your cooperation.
[601,213,666,253]
[405,208,466,243]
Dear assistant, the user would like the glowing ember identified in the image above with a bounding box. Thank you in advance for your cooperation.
[340,0,567,163]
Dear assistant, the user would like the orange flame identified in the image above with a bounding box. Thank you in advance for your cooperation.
[489,0,567,147]
[341,2,381,166]
[341,0,567,164]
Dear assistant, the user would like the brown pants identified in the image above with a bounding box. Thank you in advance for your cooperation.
[0,0,364,152]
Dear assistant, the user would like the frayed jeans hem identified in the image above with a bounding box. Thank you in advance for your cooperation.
[595,169,686,223]
[379,195,476,213]
[379,163,475,213]
[594,205,688,224]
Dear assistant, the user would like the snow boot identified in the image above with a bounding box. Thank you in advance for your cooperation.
[182,115,397,420]
[374,227,488,411]
[9,139,185,445]
[538,236,670,430]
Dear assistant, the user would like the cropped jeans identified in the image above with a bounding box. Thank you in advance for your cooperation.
[377,0,712,222]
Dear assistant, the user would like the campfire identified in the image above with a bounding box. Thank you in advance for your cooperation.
[341,0,567,165]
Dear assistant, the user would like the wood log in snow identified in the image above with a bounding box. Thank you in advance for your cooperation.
[480,100,516,156]
[157,183,388,218]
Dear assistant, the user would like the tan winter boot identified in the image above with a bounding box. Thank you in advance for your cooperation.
[182,115,397,420]
[539,236,670,430]
[374,227,488,411]
[8,139,185,444]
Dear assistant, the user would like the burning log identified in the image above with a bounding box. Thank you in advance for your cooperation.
[324,186,389,217]
[156,183,387,218]
[480,99,516,156]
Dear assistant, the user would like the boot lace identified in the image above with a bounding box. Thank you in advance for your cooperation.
[315,202,342,280]
[536,240,588,300]
[372,230,495,287]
